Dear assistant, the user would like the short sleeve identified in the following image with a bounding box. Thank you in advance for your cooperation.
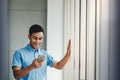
[12,51,22,68]
[47,53,55,67]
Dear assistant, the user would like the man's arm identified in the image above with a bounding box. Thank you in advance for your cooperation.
[12,65,33,79]
[12,59,44,79]
[52,39,71,69]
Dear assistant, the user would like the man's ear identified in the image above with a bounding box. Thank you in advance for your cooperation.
[28,34,30,39]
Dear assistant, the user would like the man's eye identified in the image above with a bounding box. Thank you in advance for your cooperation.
[39,38,43,40]
[33,37,37,40]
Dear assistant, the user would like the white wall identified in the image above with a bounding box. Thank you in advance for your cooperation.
[47,0,64,80]
[63,0,80,80]
[63,0,110,80]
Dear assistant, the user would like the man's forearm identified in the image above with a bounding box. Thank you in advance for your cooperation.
[13,65,33,79]
[56,53,70,69]
[53,39,71,69]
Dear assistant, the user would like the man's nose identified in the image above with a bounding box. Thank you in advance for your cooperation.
[36,39,40,43]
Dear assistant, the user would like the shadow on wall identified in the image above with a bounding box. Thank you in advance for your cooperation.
[0,0,9,80]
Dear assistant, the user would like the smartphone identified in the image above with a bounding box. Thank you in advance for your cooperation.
[37,55,45,62]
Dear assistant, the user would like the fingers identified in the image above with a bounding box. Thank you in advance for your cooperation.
[68,39,71,48]
[67,39,71,48]
[68,39,71,45]
[37,61,44,68]
[37,59,44,63]
[31,59,44,69]
[67,39,71,54]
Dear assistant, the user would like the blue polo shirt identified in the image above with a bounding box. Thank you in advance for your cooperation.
[12,44,55,80]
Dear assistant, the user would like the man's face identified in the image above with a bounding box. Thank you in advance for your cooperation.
[28,32,43,50]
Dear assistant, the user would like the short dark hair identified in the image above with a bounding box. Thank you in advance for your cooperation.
[29,24,44,36]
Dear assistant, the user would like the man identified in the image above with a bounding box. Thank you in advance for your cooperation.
[12,24,71,80]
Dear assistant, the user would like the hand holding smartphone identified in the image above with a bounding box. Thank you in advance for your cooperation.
[37,55,45,63]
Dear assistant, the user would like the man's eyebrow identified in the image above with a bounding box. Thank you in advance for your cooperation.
[32,36,37,37]
[39,37,43,38]
[32,35,43,38]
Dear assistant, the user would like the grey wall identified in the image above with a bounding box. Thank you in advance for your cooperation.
[9,0,47,79]
[109,0,120,79]
[0,0,9,79]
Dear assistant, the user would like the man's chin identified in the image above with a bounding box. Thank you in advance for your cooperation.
[33,46,39,50]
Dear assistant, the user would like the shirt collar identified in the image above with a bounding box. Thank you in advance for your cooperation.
[26,44,40,53]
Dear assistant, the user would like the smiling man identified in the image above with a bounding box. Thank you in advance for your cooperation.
[12,24,71,80]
